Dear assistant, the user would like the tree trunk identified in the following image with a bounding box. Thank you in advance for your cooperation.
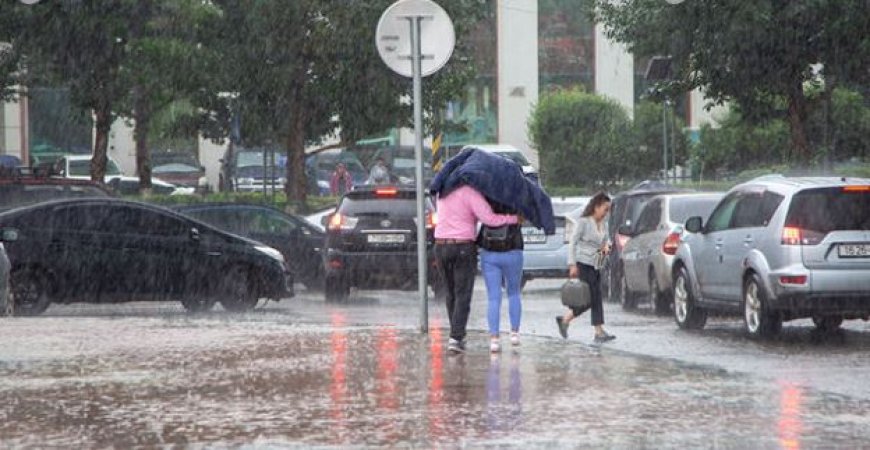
[786,80,811,164]
[92,104,112,183]
[285,102,307,212]
[133,85,152,193]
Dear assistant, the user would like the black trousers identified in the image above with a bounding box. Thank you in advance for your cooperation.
[569,263,604,326]
[435,243,478,341]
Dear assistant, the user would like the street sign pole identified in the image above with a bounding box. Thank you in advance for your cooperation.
[376,0,455,335]
[409,16,428,334]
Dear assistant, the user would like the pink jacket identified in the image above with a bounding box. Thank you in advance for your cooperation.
[434,185,518,240]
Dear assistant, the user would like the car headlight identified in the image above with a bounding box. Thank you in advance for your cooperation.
[318,180,330,189]
[255,246,286,264]
[198,176,208,187]
[237,177,255,186]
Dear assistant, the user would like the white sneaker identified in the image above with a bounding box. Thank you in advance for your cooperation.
[510,332,520,347]
[490,338,501,353]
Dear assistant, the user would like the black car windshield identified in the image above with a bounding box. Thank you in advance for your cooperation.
[0,185,110,211]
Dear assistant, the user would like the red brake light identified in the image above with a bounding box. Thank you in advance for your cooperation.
[426,211,437,229]
[616,234,631,251]
[328,213,343,231]
[779,275,807,286]
[662,232,681,255]
[781,227,825,246]
[781,227,801,245]
[375,187,398,197]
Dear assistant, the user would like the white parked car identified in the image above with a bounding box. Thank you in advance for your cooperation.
[54,154,124,183]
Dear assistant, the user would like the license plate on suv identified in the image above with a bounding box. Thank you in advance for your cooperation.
[523,228,546,244]
[838,243,870,258]
[367,234,406,244]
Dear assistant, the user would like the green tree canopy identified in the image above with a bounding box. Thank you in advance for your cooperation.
[592,0,870,162]
[529,89,634,187]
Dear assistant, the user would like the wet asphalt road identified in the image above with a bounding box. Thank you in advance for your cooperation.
[1,279,869,448]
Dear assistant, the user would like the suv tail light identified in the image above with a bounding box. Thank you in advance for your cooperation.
[779,275,807,286]
[781,226,825,246]
[843,185,870,192]
[328,213,359,231]
[375,187,398,197]
[662,231,681,255]
[426,211,437,229]
[616,233,631,251]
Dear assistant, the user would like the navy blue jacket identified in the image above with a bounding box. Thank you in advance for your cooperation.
[428,147,555,234]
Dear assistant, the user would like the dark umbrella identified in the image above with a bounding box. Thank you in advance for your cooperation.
[429,147,555,234]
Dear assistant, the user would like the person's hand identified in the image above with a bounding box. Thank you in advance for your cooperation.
[601,242,612,256]
[568,265,579,279]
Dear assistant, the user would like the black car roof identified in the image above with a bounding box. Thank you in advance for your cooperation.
[0,197,266,246]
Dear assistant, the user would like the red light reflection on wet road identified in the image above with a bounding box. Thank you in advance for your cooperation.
[778,381,803,450]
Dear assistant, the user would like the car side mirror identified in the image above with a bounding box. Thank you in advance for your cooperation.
[617,224,633,237]
[0,228,19,243]
[189,227,201,242]
[685,217,703,234]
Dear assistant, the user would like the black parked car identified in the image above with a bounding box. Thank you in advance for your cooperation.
[0,199,290,315]
[323,185,445,302]
[175,203,325,289]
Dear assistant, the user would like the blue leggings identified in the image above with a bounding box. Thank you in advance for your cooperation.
[480,250,523,336]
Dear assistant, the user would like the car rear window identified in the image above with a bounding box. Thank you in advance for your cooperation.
[786,187,870,233]
[669,197,721,223]
[339,194,431,217]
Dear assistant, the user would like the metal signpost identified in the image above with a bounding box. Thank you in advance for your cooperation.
[376,0,454,333]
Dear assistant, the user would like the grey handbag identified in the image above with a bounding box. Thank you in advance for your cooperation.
[561,279,592,309]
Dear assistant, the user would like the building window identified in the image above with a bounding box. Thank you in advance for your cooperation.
[539,0,595,94]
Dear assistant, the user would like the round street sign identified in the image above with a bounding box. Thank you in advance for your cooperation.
[375,0,455,78]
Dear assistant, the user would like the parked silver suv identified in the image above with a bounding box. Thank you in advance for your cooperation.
[672,176,870,338]
[619,192,723,314]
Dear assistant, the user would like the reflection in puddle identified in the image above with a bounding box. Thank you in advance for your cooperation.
[486,353,523,434]
[330,312,348,443]
[428,319,446,440]
[0,324,865,448]
[778,381,803,450]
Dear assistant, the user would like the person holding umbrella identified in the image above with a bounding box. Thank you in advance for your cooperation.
[430,146,554,355]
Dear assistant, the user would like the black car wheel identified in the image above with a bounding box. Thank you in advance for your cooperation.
[11,268,52,317]
[181,297,217,313]
[812,315,843,333]
[649,270,670,316]
[324,274,349,303]
[673,266,707,330]
[743,273,782,339]
[219,266,259,312]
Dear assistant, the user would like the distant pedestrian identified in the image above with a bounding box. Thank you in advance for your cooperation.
[556,192,615,343]
[478,200,525,353]
[368,157,391,185]
[435,185,519,355]
[330,162,353,196]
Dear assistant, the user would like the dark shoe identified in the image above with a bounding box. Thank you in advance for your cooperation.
[448,338,466,354]
[593,332,616,343]
[556,316,569,339]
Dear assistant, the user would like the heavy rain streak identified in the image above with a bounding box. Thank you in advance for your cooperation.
[0,0,869,447]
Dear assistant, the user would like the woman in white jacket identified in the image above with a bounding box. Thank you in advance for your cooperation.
[556,192,616,343]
